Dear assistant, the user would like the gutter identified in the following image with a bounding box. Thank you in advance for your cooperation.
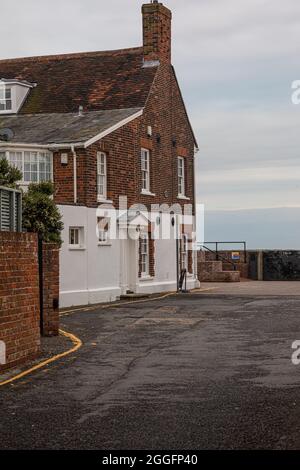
[0,142,85,150]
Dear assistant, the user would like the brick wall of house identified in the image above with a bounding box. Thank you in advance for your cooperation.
[53,67,196,215]
[139,63,196,212]
[42,243,60,337]
[52,63,196,283]
[53,150,76,205]
[0,232,40,372]
[85,119,140,208]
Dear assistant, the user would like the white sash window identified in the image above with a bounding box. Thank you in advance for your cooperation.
[0,87,12,111]
[140,234,150,277]
[141,148,150,192]
[97,152,107,201]
[178,156,185,196]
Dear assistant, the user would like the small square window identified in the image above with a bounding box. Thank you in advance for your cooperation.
[69,227,84,249]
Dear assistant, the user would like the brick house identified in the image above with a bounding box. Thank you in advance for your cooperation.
[0,2,199,307]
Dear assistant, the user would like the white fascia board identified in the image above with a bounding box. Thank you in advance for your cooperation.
[0,79,37,89]
[83,108,144,148]
[0,142,51,149]
[48,142,84,150]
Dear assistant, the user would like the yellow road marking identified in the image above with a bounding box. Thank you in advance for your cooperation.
[191,287,218,293]
[0,329,82,388]
[60,292,178,317]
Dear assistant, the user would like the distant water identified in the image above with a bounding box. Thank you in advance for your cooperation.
[203,207,300,250]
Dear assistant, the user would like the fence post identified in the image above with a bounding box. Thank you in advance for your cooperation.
[257,251,264,281]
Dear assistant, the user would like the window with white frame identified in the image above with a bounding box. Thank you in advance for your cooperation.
[0,87,12,111]
[97,216,110,244]
[140,234,149,277]
[69,227,84,249]
[0,80,36,115]
[8,151,23,173]
[178,157,185,196]
[1,150,52,183]
[141,148,150,192]
[97,152,107,200]
[181,234,188,271]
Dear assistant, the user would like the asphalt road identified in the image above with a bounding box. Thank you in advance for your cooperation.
[1,290,300,450]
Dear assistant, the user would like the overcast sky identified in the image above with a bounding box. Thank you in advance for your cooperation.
[1,0,300,244]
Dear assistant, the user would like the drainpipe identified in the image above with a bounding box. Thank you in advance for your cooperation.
[194,146,200,281]
[71,145,77,204]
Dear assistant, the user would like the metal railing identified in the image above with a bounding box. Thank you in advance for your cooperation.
[198,241,247,264]
[199,244,238,271]
[0,186,22,232]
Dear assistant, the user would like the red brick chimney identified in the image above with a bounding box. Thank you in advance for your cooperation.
[142,1,172,64]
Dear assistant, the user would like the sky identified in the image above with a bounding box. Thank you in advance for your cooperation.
[1,0,300,247]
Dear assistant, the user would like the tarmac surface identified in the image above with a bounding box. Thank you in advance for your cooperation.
[1,282,300,450]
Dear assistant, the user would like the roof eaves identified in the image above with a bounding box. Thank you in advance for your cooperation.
[171,66,199,150]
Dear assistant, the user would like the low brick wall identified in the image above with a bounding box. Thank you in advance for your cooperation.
[0,233,60,372]
[0,232,40,371]
[202,250,249,278]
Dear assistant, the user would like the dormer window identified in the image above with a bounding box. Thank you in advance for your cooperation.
[0,87,12,111]
[0,79,36,115]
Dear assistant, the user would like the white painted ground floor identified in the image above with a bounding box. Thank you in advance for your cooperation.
[58,205,200,308]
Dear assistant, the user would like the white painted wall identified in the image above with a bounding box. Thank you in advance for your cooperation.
[59,205,199,308]
[136,237,199,295]
[59,205,121,307]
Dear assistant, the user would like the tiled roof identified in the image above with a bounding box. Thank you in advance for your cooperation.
[0,48,157,114]
[0,108,142,146]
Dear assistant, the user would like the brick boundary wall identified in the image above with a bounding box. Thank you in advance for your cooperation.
[0,234,60,372]
[42,243,60,337]
[0,232,40,371]
[198,250,250,279]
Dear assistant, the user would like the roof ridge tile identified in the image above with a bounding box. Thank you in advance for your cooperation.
[0,47,143,64]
